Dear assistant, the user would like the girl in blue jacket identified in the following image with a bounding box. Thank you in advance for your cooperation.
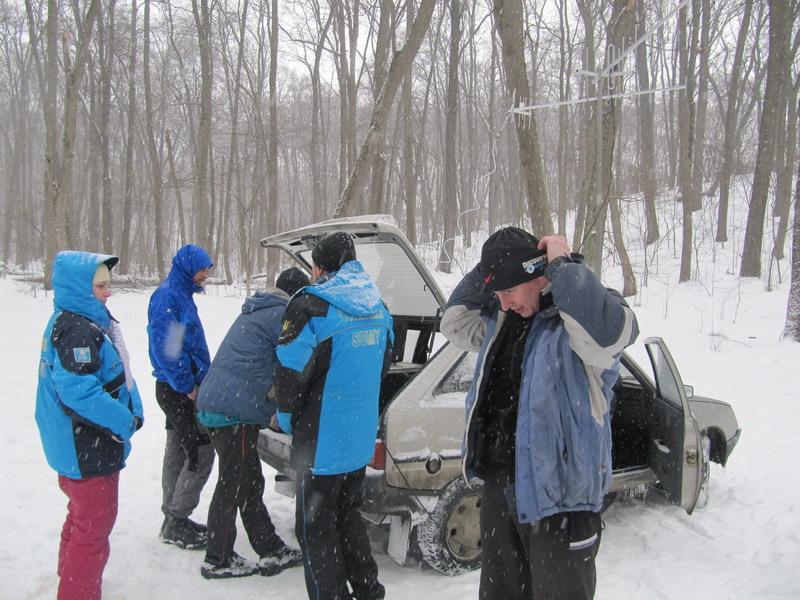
[36,251,144,600]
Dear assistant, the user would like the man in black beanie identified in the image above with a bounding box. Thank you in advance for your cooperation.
[441,229,639,600]
[274,231,392,600]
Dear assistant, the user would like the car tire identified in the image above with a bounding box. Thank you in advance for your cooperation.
[696,433,711,509]
[416,477,483,576]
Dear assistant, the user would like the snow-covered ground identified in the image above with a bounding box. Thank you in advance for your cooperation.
[4,198,800,599]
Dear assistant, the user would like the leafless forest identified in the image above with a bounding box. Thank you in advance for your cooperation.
[1,0,799,331]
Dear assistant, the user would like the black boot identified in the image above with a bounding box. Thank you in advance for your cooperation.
[160,516,207,550]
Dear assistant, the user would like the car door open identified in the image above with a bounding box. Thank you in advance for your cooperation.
[644,337,704,513]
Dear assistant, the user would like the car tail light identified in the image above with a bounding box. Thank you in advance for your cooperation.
[369,439,386,470]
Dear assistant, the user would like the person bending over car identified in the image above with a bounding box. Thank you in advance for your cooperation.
[274,232,393,600]
[195,268,308,579]
[441,227,639,600]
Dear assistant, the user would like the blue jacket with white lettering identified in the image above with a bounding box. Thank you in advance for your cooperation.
[274,260,393,475]
[35,251,144,480]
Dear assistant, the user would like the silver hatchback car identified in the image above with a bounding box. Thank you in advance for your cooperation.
[257,217,740,575]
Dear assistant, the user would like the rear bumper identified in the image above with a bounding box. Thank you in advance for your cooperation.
[257,430,435,517]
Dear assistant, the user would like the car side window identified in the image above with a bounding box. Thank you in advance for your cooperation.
[434,351,477,396]
[646,345,683,407]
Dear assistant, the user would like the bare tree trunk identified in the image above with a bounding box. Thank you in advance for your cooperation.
[310,8,333,222]
[333,0,436,218]
[636,0,659,245]
[192,0,213,250]
[438,0,461,274]
[610,197,636,297]
[783,121,800,340]
[774,76,800,261]
[573,0,595,251]
[741,1,793,278]
[368,0,393,214]
[493,0,551,236]
[579,0,635,274]
[118,0,137,274]
[401,0,417,246]
[677,1,695,282]
[266,0,279,281]
[143,0,165,278]
[165,130,187,248]
[716,0,753,243]
[555,0,570,238]
[689,0,712,212]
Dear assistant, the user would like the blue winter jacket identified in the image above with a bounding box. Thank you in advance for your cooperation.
[35,251,144,480]
[274,260,394,475]
[196,289,290,427]
[441,258,638,522]
[147,245,213,394]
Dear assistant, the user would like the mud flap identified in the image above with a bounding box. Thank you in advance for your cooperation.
[387,514,412,565]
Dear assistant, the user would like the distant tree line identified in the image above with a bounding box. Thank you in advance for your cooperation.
[0,0,799,331]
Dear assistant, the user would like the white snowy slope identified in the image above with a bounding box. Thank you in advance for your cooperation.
[3,197,800,599]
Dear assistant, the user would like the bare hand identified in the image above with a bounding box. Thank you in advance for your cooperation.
[187,386,198,402]
[269,414,283,432]
[537,235,571,264]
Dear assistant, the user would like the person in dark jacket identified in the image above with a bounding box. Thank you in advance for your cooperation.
[195,267,308,579]
[274,232,393,600]
[36,251,144,600]
[441,228,639,600]
[147,244,215,550]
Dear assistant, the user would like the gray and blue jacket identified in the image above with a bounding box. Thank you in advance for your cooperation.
[441,257,638,522]
[196,289,291,428]
[274,260,393,476]
[35,251,144,480]
[147,244,213,394]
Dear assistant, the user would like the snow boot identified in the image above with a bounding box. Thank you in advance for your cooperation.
[200,552,259,579]
[258,544,303,576]
[186,517,208,534]
[160,516,207,550]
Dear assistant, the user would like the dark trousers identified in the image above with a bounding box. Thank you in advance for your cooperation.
[295,467,384,600]
[205,424,282,565]
[479,472,601,600]
[155,382,213,519]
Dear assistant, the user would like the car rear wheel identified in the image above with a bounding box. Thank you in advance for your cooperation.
[416,477,483,576]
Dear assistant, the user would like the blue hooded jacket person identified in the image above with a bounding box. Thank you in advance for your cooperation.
[36,250,144,479]
[274,232,392,600]
[35,250,144,600]
[148,244,213,393]
[147,243,215,550]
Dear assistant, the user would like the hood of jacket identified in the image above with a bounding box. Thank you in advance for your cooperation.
[52,251,118,328]
[242,289,289,314]
[166,244,213,294]
[305,260,384,317]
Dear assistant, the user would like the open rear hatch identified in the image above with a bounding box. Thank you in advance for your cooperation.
[257,216,448,479]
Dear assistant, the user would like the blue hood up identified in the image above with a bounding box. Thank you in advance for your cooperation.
[166,244,213,294]
[52,251,118,328]
[305,260,384,317]
[242,290,288,314]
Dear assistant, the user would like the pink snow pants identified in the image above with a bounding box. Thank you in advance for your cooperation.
[57,471,119,600]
